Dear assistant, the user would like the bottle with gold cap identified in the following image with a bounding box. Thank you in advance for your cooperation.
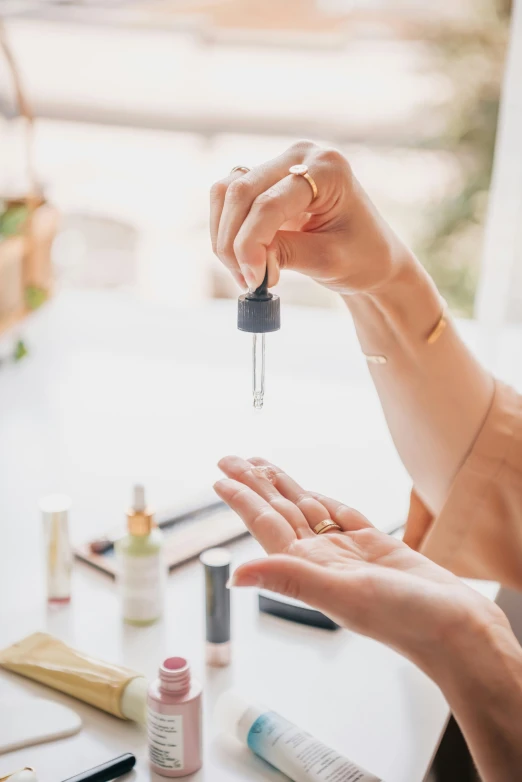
[116,485,164,626]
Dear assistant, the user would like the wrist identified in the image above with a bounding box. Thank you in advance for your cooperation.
[419,600,522,782]
[420,599,522,703]
[342,248,444,355]
[344,248,438,310]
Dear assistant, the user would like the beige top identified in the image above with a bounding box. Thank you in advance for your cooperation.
[404,380,522,590]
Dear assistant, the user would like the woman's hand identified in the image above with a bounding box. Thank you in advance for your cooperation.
[214,455,507,676]
[210,140,411,293]
[215,456,522,782]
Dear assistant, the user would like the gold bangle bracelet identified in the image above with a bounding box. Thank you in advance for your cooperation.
[363,301,448,364]
[427,302,448,345]
[364,354,388,365]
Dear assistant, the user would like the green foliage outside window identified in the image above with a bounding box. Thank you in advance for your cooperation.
[416,0,511,316]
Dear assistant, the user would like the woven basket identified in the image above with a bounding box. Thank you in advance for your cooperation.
[0,22,59,334]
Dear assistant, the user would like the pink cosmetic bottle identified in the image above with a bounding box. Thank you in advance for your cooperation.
[147,657,203,777]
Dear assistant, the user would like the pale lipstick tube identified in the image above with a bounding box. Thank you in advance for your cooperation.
[40,494,72,605]
[200,548,231,667]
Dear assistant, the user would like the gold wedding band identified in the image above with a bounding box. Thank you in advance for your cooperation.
[230,166,251,175]
[313,519,342,536]
[289,164,318,202]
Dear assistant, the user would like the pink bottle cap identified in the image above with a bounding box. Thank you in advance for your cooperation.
[159,657,191,695]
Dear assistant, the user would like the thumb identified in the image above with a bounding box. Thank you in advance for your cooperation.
[273,230,333,280]
[246,227,331,289]
[229,555,338,611]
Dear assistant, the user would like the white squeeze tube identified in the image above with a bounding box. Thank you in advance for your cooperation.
[0,770,38,782]
[215,691,382,782]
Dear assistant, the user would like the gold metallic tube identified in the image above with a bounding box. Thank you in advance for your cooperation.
[0,633,147,722]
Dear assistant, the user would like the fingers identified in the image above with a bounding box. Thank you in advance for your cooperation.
[232,174,318,288]
[249,457,372,533]
[217,455,371,540]
[213,478,295,554]
[265,246,280,288]
[211,140,344,290]
[217,455,313,538]
[229,556,322,600]
[210,172,234,257]
[216,155,295,288]
[247,456,333,531]
[310,493,373,532]
[229,555,347,624]
[210,170,248,289]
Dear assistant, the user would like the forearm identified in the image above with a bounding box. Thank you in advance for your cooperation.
[343,252,494,514]
[427,612,522,781]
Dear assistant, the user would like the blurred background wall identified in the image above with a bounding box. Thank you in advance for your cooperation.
[0,0,515,318]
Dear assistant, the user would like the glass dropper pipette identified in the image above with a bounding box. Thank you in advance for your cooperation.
[252,332,265,409]
[237,268,280,409]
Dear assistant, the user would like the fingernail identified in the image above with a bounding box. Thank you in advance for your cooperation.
[227,572,262,589]
[213,478,229,492]
[232,271,247,291]
[241,266,257,289]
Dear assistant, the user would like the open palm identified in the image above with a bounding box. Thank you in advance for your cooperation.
[214,455,501,671]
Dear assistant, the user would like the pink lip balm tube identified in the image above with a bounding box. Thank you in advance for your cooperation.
[147,657,203,777]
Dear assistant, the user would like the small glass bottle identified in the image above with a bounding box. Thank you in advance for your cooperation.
[116,485,164,626]
[147,657,203,778]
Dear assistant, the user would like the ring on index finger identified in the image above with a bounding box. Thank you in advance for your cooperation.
[289,164,318,202]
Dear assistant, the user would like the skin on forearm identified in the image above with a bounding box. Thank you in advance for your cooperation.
[427,614,522,782]
[343,253,495,514]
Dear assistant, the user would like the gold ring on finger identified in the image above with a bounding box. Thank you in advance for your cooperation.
[313,519,342,535]
[230,166,251,175]
[289,164,318,202]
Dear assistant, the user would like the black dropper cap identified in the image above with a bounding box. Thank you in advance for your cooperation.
[238,268,280,334]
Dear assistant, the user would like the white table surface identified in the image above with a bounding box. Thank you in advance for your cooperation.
[0,290,499,782]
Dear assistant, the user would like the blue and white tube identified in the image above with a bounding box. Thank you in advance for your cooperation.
[215,691,382,782]
[0,770,38,782]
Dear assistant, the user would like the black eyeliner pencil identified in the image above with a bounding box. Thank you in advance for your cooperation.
[61,754,136,782]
